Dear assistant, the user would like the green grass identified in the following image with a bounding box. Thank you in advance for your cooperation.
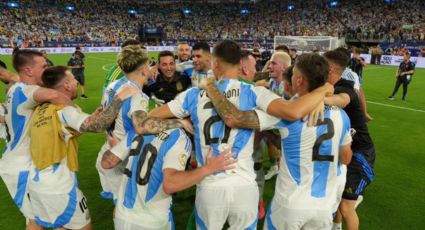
[0,53,424,229]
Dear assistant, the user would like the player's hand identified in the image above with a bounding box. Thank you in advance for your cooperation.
[204,147,237,174]
[365,113,373,122]
[321,83,334,97]
[148,66,159,81]
[115,84,141,101]
[151,95,165,105]
[180,118,194,135]
[198,77,215,90]
[307,101,324,127]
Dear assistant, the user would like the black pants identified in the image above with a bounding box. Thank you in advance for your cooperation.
[391,76,409,99]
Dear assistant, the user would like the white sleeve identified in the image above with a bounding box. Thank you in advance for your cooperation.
[22,84,40,109]
[167,88,194,119]
[255,109,281,131]
[162,135,191,171]
[57,106,90,131]
[109,138,130,161]
[340,130,352,146]
[253,86,281,112]
[129,93,149,116]
[353,73,361,91]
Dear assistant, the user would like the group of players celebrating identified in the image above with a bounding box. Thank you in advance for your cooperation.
[0,39,375,230]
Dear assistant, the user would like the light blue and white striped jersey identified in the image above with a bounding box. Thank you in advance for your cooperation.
[115,129,191,228]
[1,83,40,173]
[342,68,361,92]
[101,78,150,148]
[264,106,352,210]
[168,78,280,184]
[176,60,214,87]
[269,78,285,97]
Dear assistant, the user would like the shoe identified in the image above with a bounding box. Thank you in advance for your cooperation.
[80,94,88,99]
[258,200,266,220]
[265,165,279,180]
[387,96,395,100]
[355,195,363,208]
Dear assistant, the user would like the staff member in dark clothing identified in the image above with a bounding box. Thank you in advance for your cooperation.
[143,51,191,103]
[388,53,415,101]
[41,50,54,67]
[68,51,88,99]
[324,50,375,230]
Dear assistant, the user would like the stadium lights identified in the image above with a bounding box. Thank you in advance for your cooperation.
[128,9,137,15]
[65,6,75,11]
[7,2,19,8]
[183,9,192,14]
[329,1,338,7]
[240,9,249,14]
[287,5,294,11]
[384,0,396,3]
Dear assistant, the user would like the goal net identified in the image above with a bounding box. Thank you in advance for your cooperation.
[274,36,343,52]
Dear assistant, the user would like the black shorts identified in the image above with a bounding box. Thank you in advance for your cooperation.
[343,148,375,200]
[75,74,85,86]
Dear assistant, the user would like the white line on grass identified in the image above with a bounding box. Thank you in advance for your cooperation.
[87,56,116,61]
[367,100,425,113]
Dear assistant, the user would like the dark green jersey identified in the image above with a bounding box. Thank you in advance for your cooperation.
[103,64,125,89]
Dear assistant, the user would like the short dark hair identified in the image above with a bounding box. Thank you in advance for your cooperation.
[121,39,141,48]
[283,65,294,85]
[334,47,351,59]
[42,66,68,88]
[192,42,210,53]
[323,50,350,69]
[295,54,329,92]
[275,45,289,54]
[290,48,297,52]
[158,50,175,63]
[240,50,252,61]
[213,40,241,65]
[12,49,44,72]
[353,47,361,54]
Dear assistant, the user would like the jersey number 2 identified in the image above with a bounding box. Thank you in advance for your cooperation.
[312,118,334,162]
[126,136,158,186]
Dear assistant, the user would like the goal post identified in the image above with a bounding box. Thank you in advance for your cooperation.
[273,36,344,52]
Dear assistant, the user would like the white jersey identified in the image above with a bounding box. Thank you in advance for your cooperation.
[264,106,352,211]
[342,68,361,92]
[176,60,214,87]
[29,106,89,195]
[1,82,40,173]
[115,129,191,228]
[101,78,149,148]
[168,78,279,185]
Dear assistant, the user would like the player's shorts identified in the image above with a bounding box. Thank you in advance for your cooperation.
[264,198,333,230]
[95,143,125,202]
[1,170,34,219]
[343,148,375,200]
[114,213,173,230]
[74,74,85,85]
[195,183,259,230]
[29,182,91,229]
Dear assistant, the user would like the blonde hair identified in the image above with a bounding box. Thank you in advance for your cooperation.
[272,51,291,67]
[117,45,148,73]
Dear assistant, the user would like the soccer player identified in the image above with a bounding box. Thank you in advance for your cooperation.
[103,39,143,90]
[256,51,292,180]
[28,66,140,230]
[0,50,72,229]
[176,41,191,63]
[177,42,214,87]
[95,45,190,202]
[324,50,376,230]
[149,41,333,229]
[388,52,415,101]
[200,53,352,230]
[67,51,87,99]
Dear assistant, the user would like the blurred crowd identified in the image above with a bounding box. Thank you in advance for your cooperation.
[0,0,424,46]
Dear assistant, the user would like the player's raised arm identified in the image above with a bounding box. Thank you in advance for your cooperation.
[132,110,193,135]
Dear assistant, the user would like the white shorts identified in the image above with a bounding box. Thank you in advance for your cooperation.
[114,217,173,230]
[195,183,259,230]
[95,142,125,201]
[1,171,34,219]
[29,183,90,229]
[264,199,333,230]
[333,165,347,212]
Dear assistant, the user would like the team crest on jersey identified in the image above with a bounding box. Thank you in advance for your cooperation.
[176,82,183,91]
[179,153,187,167]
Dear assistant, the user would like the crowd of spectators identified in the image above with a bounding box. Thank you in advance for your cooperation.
[0,0,424,47]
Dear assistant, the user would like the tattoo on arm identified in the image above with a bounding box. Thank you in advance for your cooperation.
[205,82,260,129]
[132,110,183,134]
[80,98,123,132]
